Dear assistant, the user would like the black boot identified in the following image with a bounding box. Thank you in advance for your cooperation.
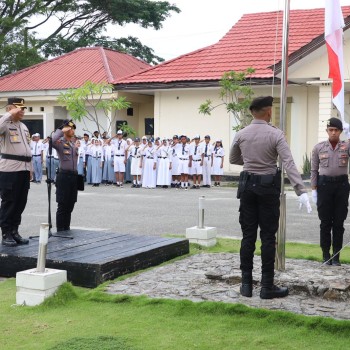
[322,249,332,265]
[260,272,288,299]
[11,229,29,245]
[2,232,17,247]
[332,250,341,266]
[240,271,253,297]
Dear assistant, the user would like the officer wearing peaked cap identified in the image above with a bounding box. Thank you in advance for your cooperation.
[230,95,311,299]
[0,97,32,246]
[52,119,79,232]
[311,117,350,266]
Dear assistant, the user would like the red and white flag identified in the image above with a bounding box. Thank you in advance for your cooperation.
[325,0,345,121]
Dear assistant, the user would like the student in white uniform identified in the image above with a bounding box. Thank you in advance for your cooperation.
[102,139,114,185]
[189,135,204,189]
[202,135,213,188]
[177,135,190,190]
[156,138,172,188]
[76,139,86,176]
[110,130,127,187]
[142,139,157,189]
[128,137,143,188]
[30,133,43,183]
[125,138,133,183]
[85,138,93,184]
[211,139,225,186]
[42,137,59,183]
[171,135,181,188]
[91,139,104,187]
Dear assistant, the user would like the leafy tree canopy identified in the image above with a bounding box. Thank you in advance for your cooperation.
[0,0,180,76]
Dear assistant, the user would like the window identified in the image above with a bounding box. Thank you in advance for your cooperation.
[127,108,134,116]
[116,120,128,131]
[145,118,154,136]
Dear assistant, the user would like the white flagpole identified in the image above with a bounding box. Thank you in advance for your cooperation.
[276,0,290,271]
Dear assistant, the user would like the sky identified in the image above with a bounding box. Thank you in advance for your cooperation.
[109,0,350,61]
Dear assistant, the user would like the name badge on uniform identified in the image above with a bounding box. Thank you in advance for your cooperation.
[63,150,70,155]
[10,135,20,143]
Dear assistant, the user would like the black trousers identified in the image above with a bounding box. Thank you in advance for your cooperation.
[56,172,78,231]
[317,180,349,252]
[239,182,280,274]
[0,171,30,233]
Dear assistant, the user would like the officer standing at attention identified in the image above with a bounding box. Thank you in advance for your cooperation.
[52,120,79,232]
[311,118,350,266]
[0,97,32,246]
[230,96,311,299]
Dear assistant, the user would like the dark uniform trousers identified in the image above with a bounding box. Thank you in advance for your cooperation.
[317,177,349,253]
[56,172,78,231]
[0,171,30,233]
[239,182,280,274]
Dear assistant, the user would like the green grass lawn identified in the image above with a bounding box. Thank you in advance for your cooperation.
[1,239,350,350]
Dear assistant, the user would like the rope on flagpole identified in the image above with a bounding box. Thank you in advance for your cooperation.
[271,0,281,97]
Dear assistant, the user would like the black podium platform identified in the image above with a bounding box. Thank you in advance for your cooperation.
[0,230,189,288]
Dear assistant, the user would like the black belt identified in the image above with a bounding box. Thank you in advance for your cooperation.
[192,159,201,162]
[146,157,154,159]
[131,156,141,158]
[247,173,275,185]
[179,158,189,160]
[159,157,168,159]
[1,153,32,162]
[204,155,211,157]
[319,175,348,183]
[115,155,124,157]
[58,169,78,175]
[215,156,223,158]
[33,155,41,157]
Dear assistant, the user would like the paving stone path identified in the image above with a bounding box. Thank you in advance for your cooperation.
[106,253,350,320]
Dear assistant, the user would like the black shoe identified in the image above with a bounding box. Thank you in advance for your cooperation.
[240,284,253,297]
[240,271,253,297]
[191,185,197,189]
[171,183,175,188]
[12,231,29,245]
[2,233,17,247]
[322,251,332,265]
[332,254,341,266]
[163,185,168,188]
[196,185,200,189]
[260,285,289,299]
[131,184,136,188]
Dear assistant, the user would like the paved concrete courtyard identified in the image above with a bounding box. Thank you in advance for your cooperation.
[17,180,341,245]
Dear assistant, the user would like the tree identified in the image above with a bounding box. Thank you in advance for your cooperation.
[0,0,180,75]
[199,68,256,131]
[57,81,135,137]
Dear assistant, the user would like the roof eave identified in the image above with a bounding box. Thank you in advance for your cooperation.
[114,78,277,91]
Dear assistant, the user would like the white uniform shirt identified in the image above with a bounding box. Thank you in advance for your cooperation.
[176,143,190,160]
[203,142,214,158]
[30,140,44,156]
[190,143,203,161]
[129,145,143,158]
[112,139,127,156]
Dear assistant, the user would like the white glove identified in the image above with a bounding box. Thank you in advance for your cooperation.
[298,193,312,214]
[343,122,350,139]
[311,189,317,205]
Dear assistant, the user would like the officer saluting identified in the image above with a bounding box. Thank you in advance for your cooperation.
[0,97,32,246]
[230,96,311,299]
[52,120,79,232]
[311,118,350,266]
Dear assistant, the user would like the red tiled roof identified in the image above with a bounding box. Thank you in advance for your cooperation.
[0,47,150,92]
[117,7,350,85]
